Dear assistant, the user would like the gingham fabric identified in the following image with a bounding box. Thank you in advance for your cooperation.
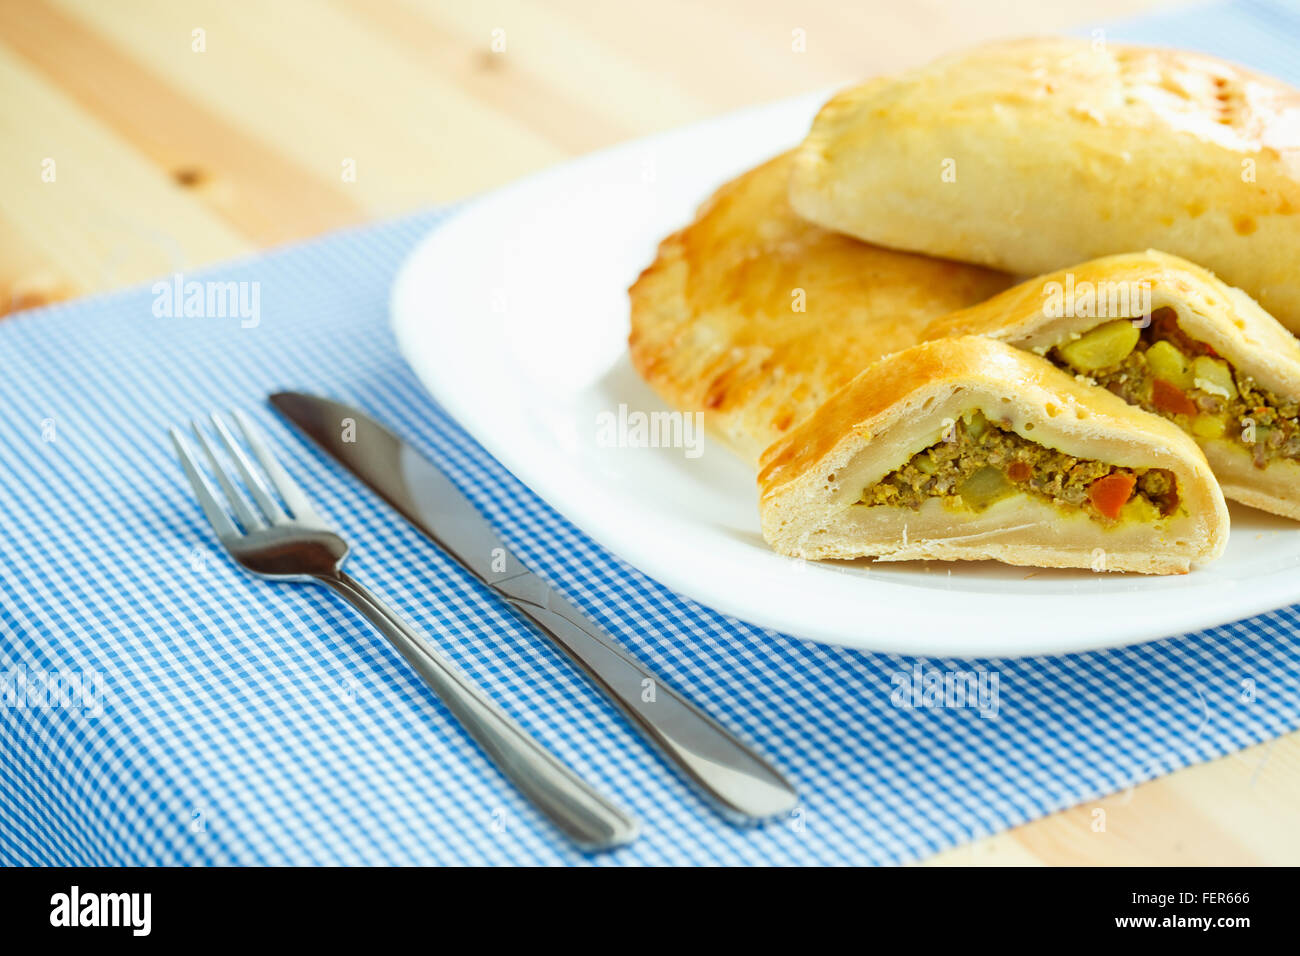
[4,0,1300,868]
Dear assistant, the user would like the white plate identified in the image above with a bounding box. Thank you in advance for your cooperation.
[391,92,1300,657]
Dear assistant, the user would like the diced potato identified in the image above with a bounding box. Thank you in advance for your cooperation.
[958,466,1012,511]
[1057,320,1140,372]
[1120,495,1161,524]
[1191,414,1227,439]
[1192,356,1238,400]
[914,453,936,474]
[962,408,988,439]
[1145,340,1193,389]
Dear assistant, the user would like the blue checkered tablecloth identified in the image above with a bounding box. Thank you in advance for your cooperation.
[4,0,1300,867]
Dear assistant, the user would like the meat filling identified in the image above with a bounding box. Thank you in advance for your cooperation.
[1051,308,1300,470]
[861,411,1179,521]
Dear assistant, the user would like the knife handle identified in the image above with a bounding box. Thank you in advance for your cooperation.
[321,570,639,851]
[496,576,798,822]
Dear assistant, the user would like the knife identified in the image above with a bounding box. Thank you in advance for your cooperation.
[270,391,798,822]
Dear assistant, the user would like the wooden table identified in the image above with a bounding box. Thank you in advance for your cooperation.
[5,0,1296,865]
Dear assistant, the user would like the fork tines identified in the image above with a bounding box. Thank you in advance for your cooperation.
[171,412,322,538]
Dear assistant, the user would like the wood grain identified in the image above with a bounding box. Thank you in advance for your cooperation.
[6,0,1295,866]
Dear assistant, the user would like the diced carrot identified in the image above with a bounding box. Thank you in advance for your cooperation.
[1152,378,1198,417]
[1088,472,1137,519]
[1006,460,1032,482]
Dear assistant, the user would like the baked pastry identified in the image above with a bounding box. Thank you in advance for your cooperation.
[925,250,1300,519]
[758,336,1229,574]
[789,37,1300,333]
[628,151,1012,462]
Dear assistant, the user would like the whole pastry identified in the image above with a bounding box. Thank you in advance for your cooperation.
[789,37,1300,332]
[628,151,1011,462]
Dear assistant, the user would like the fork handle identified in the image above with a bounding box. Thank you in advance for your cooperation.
[318,570,639,851]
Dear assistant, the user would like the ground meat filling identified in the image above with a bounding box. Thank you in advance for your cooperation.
[1053,308,1300,470]
[861,411,1179,521]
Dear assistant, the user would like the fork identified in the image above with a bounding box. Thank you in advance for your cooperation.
[170,411,639,851]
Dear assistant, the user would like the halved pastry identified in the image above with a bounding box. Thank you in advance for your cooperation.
[789,37,1300,333]
[925,250,1300,519]
[628,151,1012,462]
[758,336,1228,574]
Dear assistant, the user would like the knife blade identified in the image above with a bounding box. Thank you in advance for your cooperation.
[270,391,798,822]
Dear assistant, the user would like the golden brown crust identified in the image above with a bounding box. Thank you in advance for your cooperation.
[790,37,1300,332]
[757,337,1229,574]
[627,151,1012,462]
[921,250,1300,519]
